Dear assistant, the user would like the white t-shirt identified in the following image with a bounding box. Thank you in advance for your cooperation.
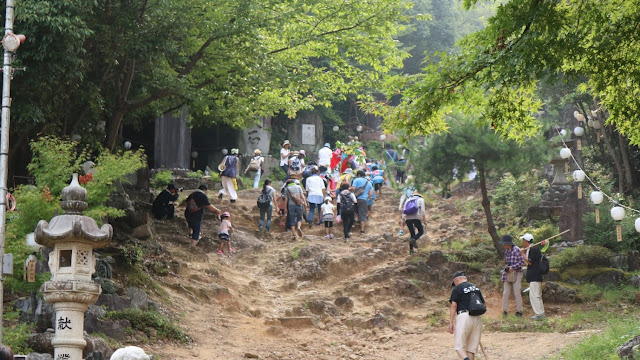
[280,148,290,166]
[321,202,335,216]
[318,147,332,167]
[305,175,326,197]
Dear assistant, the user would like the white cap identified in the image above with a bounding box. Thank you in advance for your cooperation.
[325,196,332,202]
[519,233,534,242]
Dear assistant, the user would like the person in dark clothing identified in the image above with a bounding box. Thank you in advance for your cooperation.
[0,344,13,360]
[184,184,222,246]
[152,183,180,220]
[520,233,545,320]
[449,271,484,360]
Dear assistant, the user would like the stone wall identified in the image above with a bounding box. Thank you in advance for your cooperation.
[286,112,324,155]
[238,117,272,156]
[154,107,191,169]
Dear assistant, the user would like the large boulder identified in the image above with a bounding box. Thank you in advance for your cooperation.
[543,282,577,303]
[15,295,55,332]
[618,335,640,360]
[27,331,54,354]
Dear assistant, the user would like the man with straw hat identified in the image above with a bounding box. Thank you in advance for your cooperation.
[449,271,485,360]
[244,148,264,189]
[500,234,525,317]
[520,233,546,320]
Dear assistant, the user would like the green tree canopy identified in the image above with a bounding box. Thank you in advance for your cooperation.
[9,0,411,151]
[372,0,640,146]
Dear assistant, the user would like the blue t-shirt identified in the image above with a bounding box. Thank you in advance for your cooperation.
[351,177,373,200]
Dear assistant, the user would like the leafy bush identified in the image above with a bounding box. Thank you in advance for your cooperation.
[1,320,34,353]
[527,222,557,243]
[105,309,189,342]
[27,136,86,196]
[492,172,547,221]
[185,170,203,179]
[83,148,147,220]
[550,245,612,270]
[583,211,640,252]
[151,169,174,190]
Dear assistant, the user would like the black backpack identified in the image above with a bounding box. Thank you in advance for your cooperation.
[257,189,272,210]
[340,191,356,215]
[540,255,550,274]
[468,292,486,316]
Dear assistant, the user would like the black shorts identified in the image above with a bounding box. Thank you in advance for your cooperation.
[374,183,382,191]
[324,221,333,228]
[218,233,230,241]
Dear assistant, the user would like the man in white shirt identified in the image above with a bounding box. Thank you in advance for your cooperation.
[318,143,332,168]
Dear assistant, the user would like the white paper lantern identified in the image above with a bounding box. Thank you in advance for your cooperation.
[635,218,640,233]
[573,170,585,182]
[590,191,604,205]
[592,120,602,130]
[611,206,625,221]
[123,141,132,150]
[333,126,339,132]
[560,129,567,137]
[356,125,363,132]
[71,134,82,142]
[221,149,228,155]
[191,151,198,159]
[587,119,594,128]
[574,127,584,137]
[560,148,571,159]
[379,134,386,141]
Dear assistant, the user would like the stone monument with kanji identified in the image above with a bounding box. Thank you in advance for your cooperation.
[35,173,113,360]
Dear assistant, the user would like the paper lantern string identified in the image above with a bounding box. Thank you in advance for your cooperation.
[556,128,640,216]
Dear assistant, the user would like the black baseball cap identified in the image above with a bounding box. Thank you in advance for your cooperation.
[451,271,466,287]
[167,183,177,190]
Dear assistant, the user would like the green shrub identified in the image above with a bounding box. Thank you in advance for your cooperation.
[552,317,640,360]
[583,211,640,252]
[550,245,612,270]
[270,166,286,182]
[185,170,203,179]
[1,321,34,354]
[528,222,557,243]
[151,169,174,190]
[104,309,189,342]
[492,173,547,221]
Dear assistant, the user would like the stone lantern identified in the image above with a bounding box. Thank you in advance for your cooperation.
[35,173,113,360]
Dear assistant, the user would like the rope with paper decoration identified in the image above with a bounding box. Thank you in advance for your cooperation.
[556,126,640,242]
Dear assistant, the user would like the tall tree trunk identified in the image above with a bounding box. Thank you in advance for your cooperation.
[478,164,504,257]
[617,132,634,193]
[601,125,625,192]
[105,107,128,152]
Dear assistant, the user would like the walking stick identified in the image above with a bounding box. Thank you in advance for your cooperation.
[479,341,489,360]
[529,229,571,248]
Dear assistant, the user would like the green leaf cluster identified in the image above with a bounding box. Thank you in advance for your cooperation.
[377,0,640,146]
[11,0,412,149]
